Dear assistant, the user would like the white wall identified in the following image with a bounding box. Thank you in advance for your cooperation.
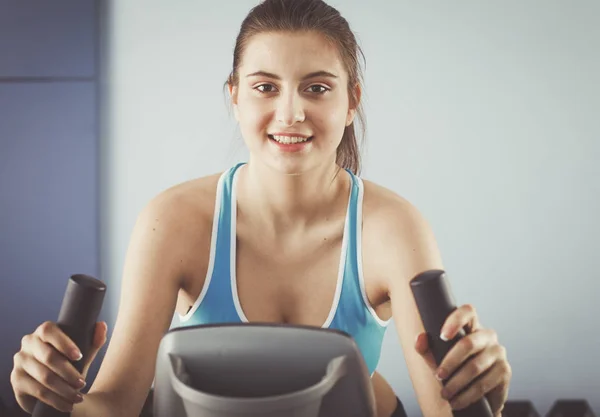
[102,1,600,415]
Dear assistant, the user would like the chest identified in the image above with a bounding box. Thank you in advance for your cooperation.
[235,219,345,327]
[233,212,391,326]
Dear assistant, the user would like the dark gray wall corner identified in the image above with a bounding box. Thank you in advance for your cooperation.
[0,0,103,408]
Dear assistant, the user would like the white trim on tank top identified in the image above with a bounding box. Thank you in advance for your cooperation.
[231,164,349,328]
[355,177,392,327]
[178,169,228,323]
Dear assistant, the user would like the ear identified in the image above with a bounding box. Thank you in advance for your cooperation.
[228,83,240,121]
[346,83,361,126]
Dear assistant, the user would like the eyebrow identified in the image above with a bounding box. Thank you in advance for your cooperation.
[245,70,338,80]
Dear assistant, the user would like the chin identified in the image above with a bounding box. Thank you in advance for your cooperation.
[270,161,310,176]
[265,156,338,178]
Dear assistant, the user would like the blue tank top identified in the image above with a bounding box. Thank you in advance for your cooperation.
[177,162,390,375]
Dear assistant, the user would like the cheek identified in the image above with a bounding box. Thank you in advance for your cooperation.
[313,106,348,139]
[238,96,271,132]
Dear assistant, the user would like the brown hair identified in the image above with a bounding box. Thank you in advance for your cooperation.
[224,0,366,175]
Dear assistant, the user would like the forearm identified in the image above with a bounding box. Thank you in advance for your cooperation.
[421,403,453,417]
[422,407,453,417]
[71,391,137,417]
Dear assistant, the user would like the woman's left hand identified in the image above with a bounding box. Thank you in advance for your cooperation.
[414,303,512,416]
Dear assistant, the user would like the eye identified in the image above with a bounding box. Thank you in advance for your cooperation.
[306,85,329,94]
[255,84,277,94]
[253,83,330,95]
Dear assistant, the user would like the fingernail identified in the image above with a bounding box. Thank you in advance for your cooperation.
[440,331,450,342]
[436,368,448,380]
[71,349,83,361]
[77,378,86,389]
[75,394,84,403]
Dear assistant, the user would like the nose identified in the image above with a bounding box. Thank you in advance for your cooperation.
[275,90,305,126]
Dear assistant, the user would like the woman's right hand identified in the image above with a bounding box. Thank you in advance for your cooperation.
[10,320,108,414]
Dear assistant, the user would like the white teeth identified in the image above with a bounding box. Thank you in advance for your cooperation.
[271,135,310,144]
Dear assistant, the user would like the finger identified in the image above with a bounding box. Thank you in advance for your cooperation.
[440,344,502,401]
[20,352,85,405]
[487,385,509,417]
[33,321,83,362]
[22,335,86,390]
[486,360,512,414]
[10,366,37,414]
[441,304,480,341]
[94,321,108,348]
[414,333,438,371]
[436,329,498,380]
[446,360,507,411]
[11,366,82,413]
[82,322,108,377]
[414,332,429,355]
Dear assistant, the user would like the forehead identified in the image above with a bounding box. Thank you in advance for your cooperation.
[241,31,346,77]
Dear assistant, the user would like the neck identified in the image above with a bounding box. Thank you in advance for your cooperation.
[237,160,348,234]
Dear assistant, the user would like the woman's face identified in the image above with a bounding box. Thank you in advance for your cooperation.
[230,31,358,175]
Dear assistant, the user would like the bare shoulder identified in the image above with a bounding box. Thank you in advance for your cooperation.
[361,178,444,286]
[361,178,422,231]
[140,171,224,287]
[147,171,223,227]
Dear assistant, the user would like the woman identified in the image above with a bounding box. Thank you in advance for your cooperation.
[10,1,511,416]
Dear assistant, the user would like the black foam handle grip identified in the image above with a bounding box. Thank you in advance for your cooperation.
[410,270,493,417]
[32,274,106,417]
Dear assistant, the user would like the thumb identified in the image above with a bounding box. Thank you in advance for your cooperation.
[414,332,438,372]
[82,321,108,378]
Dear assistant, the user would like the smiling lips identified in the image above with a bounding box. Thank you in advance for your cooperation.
[269,134,313,144]
[267,133,314,151]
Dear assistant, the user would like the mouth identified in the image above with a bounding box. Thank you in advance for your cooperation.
[268,134,314,145]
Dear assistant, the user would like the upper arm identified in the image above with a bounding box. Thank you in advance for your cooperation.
[87,190,205,415]
[377,194,453,417]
